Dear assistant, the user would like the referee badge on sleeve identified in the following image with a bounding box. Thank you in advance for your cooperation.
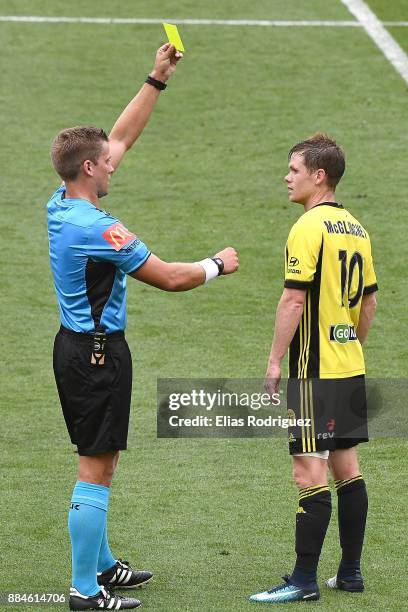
[102,223,136,251]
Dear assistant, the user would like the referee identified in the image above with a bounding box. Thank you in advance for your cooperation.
[250,134,377,604]
[47,44,239,611]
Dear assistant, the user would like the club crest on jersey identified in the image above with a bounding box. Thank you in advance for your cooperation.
[102,223,136,251]
[329,324,357,344]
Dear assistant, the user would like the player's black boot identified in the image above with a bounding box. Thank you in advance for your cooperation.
[98,559,153,589]
[69,585,141,609]
[326,573,364,592]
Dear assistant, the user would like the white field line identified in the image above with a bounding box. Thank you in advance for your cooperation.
[0,17,355,26]
[1,12,407,82]
[0,15,407,27]
[341,0,408,84]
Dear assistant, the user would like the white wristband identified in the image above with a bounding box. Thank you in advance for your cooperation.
[196,258,219,283]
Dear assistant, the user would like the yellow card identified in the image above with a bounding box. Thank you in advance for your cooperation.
[163,23,185,52]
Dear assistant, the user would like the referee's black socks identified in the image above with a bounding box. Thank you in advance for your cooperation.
[290,485,332,589]
[335,475,368,579]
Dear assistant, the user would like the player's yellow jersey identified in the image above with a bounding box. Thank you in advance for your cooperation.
[284,202,378,379]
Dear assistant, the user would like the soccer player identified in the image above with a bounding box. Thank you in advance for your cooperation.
[250,134,377,603]
[47,44,239,611]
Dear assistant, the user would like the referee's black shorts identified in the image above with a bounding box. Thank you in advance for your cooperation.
[53,326,132,456]
[287,376,368,455]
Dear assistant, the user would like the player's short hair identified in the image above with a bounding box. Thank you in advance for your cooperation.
[289,133,345,189]
[51,126,108,181]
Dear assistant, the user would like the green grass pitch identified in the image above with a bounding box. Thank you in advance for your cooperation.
[0,0,407,610]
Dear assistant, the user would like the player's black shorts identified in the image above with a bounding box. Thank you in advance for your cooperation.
[53,326,132,456]
[287,376,368,455]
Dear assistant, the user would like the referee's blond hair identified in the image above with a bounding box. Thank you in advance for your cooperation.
[51,126,108,182]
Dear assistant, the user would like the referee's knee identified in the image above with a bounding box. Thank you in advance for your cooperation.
[78,451,118,486]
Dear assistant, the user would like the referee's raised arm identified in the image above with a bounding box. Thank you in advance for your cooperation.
[109,43,182,170]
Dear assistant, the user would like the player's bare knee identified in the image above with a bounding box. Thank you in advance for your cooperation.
[292,457,328,489]
[292,463,311,489]
[331,467,361,481]
[293,473,310,490]
[329,448,361,480]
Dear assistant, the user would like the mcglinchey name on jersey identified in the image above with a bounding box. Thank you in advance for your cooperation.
[324,219,367,238]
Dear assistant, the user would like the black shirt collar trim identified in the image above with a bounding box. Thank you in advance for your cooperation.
[313,201,344,209]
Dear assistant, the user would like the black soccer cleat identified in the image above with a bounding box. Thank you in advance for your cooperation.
[98,559,153,589]
[69,585,141,609]
[326,574,364,592]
